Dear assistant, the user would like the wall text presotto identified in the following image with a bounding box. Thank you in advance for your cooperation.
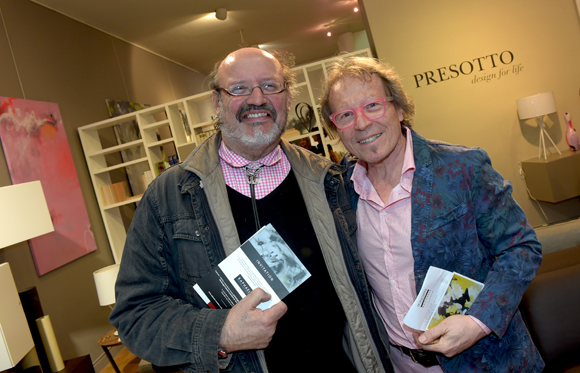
[412,50,523,88]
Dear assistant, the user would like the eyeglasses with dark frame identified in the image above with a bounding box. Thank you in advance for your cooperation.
[329,97,394,130]
[217,82,286,97]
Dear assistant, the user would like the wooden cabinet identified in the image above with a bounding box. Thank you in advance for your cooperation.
[521,150,580,203]
[78,49,370,262]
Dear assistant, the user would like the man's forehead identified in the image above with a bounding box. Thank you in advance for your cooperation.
[222,49,275,65]
[218,49,283,83]
[331,74,380,94]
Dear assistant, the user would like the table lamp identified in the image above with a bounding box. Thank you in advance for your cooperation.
[93,264,120,308]
[0,181,54,372]
[517,92,562,160]
[93,264,121,350]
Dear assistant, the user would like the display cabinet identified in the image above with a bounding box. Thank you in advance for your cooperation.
[78,49,371,262]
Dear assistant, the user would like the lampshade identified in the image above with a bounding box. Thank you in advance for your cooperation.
[94,264,120,306]
[0,181,54,249]
[516,92,556,120]
[0,263,35,371]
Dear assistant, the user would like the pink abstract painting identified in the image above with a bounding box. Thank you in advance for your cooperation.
[0,97,96,275]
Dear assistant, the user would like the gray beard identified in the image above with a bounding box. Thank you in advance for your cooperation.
[218,101,288,149]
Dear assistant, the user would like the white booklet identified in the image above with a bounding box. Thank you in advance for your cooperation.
[403,266,485,331]
[193,224,311,311]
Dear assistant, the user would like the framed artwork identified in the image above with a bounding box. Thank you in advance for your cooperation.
[0,97,97,275]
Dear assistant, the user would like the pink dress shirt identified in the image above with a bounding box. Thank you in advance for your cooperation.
[219,142,290,199]
[352,128,420,349]
[352,128,488,371]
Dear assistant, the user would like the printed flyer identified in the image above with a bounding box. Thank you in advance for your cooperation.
[194,224,311,310]
[404,267,485,331]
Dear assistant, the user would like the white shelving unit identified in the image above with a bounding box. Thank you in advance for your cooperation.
[78,49,371,263]
[79,91,215,262]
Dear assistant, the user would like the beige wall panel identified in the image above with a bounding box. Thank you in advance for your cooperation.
[111,38,177,105]
[362,0,580,226]
[0,11,21,98]
[165,61,210,99]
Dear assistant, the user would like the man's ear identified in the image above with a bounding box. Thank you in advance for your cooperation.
[397,106,404,123]
[211,91,221,114]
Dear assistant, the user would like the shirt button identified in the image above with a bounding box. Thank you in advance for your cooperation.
[391,280,396,285]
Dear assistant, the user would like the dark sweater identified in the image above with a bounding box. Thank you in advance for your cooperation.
[227,171,356,372]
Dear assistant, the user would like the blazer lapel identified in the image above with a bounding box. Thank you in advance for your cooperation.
[409,129,434,290]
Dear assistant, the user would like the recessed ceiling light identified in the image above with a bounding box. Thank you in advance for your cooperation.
[327,31,332,37]
[215,8,227,20]
[354,7,359,12]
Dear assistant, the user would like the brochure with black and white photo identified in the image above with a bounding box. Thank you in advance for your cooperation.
[193,224,311,311]
[403,266,485,331]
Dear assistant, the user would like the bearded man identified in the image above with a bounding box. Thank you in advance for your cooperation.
[110,48,394,373]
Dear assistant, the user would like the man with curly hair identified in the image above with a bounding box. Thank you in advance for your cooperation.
[320,56,544,373]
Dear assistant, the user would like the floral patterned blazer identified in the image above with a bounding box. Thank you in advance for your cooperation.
[343,128,545,373]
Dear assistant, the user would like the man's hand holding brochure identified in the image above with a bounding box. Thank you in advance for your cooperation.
[404,266,487,357]
[194,223,311,310]
[195,224,312,354]
[404,266,485,331]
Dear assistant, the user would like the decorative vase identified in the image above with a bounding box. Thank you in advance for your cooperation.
[564,112,580,151]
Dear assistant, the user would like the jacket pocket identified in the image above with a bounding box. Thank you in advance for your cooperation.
[427,201,468,232]
[172,218,213,283]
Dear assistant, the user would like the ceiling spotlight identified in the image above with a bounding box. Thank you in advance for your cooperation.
[215,7,227,21]
[327,31,332,37]
[354,7,359,12]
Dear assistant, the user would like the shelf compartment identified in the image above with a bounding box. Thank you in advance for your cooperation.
[142,120,173,146]
[87,139,144,157]
[147,141,178,175]
[79,118,141,155]
[102,194,143,210]
[167,103,194,145]
[138,107,168,126]
[183,93,215,128]
[102,203,138,263]
[177,141,196,161]
[86,141,146,177]
[92,157,149,176]
[141,119,169,130]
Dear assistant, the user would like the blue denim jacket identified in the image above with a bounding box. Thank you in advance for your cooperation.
[110,134,393,373]
[342,128,544,373]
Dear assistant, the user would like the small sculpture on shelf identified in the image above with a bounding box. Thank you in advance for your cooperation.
[564,112,579,151]
[294,102,315,134]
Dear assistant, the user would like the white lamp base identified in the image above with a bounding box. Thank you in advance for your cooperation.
[537,117,562,160]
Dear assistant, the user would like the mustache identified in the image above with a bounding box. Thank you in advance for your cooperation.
[236,104,277,123]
